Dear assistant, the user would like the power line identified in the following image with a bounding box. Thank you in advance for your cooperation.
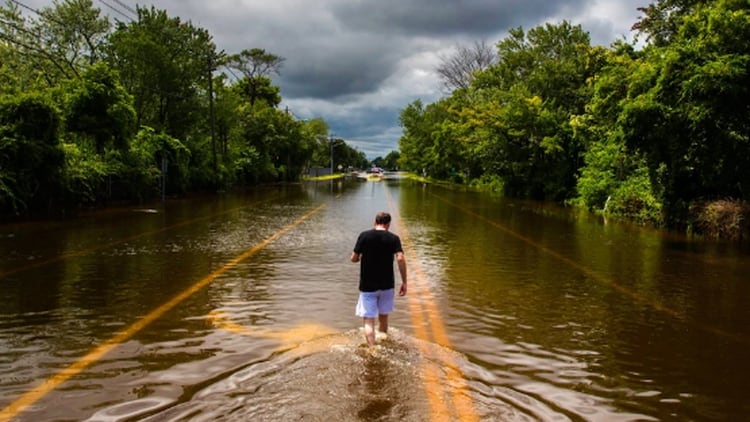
[97,0,135,22]
[111,0,137,16]
[222,65,241,82]
[9,0,67,27]
[0,29,75,78]
[3,0,112,78]
[8,0,37,16]
[0,16,44,40]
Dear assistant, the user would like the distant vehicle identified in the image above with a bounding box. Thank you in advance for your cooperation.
[357,167,385,181]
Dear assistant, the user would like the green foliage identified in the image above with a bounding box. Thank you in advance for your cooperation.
[233,147,263,185]
[233,76,282,108]
[619,0,750,227]
[224,48,284,107]
[36,0,111,70]
[0,3,29,95]
[127,126,191,196]
[230,102,311,183]
[106,6,217,141]
[398,98,470,179]
[571,44,658,214]
[0,93,63,214]
[62,62,136,152]
[633,0,712,46]
[0,0,110,88]
[403,21,606,201]
[399,5,750,231]
[0,1,349,218]
[469,173,504,193]
[604,166,663,226]
[382,151,400,170]
[60,139,110,204]
[575,139,621,210]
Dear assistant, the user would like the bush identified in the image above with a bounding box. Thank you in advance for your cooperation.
[469,174,505,193]
[61,141,110,205]
[690,199,750,241]
[0,93,63,216]
[604,167,663,226]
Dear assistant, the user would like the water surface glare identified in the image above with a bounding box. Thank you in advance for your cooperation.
[1,180,749,421]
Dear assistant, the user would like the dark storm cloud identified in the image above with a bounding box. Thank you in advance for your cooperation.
[18,0,650,158]
[333,0,590,37]
[278,0,593,99]
[275,35,405,100]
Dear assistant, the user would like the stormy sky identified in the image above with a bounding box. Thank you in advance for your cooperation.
[24,0,651,159]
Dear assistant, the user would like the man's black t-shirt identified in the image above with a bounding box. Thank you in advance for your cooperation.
[353,228,403,292]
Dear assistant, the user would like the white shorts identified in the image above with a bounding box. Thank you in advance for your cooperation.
[355,289,395,318]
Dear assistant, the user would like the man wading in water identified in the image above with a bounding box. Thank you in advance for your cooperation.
[351,211,408,346]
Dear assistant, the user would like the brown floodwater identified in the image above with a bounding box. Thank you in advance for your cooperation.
[0,177,749,421]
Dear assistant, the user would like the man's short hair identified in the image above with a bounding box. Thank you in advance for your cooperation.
[375,212,391,225]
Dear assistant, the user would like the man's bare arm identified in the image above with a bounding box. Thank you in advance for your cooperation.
[396,251,407,296]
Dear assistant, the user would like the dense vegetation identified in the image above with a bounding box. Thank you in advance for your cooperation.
[4,0,749,239]
[398,0,750,237]
[0,0,369,219]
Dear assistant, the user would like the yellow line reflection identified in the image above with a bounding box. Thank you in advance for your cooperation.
[385,188,480,422]
[0,204,325,422]
[208,310,338,348]
[430,192,750,344]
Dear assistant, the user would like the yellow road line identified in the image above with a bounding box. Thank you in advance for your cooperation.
[385,189,480,422]
[0,204,325,422]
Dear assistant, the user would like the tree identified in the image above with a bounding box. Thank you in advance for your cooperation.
[62,61,136,153]
[106,6,218,141]
[0,94,64,215]
[466,22,605,200]
[621,0,750,226]
[332,138,368,171]
[231,102,312,183]
[36,0,110,71]
[382,150,400,170]
[632,0,711,46]
[224,48,285,107]
[398,99,439,176]
[126,126,191,197]
[232,76,281,107]
[210,74,242,161]
[436,40,497,91]
[570,42,661,221]
[0,0,110,86]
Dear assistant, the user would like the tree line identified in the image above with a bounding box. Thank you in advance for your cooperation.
[0,0,369,220]
[398,0,750,236]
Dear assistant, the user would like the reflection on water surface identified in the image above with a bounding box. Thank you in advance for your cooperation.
[0,180,749,421]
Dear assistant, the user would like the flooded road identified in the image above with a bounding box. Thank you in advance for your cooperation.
[1,178,749,421]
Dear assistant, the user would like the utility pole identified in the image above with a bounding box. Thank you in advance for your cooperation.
[329,134,334,175]
[208,53,217,179]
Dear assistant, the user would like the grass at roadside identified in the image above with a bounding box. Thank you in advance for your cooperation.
[301,173,345,182]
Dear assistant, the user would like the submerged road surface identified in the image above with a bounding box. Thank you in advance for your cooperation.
[1,178,749,420]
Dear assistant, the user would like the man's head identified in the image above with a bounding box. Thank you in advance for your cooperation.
[375,212,391,226]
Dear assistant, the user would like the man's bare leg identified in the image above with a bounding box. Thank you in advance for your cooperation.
[378,314,389,334]
[363,317,376,345]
